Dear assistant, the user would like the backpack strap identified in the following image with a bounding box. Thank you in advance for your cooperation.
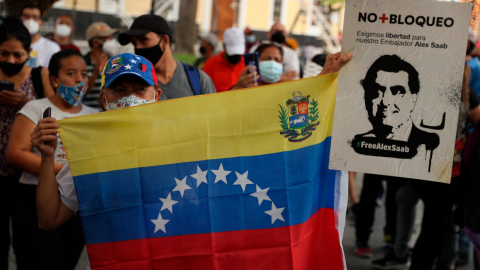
[31,67,44,99]
[182,63,201,95]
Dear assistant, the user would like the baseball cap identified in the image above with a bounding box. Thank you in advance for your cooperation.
[202,33,218,48]
[118,15,173,45]
[468,28,477,44]
[86,22,118,41]
[223,27,245,56]
[101,53,158,89]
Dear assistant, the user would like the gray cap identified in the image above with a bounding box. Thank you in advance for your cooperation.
[202,33,218,47]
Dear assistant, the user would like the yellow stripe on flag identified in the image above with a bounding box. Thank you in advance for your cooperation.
[57,74,338,177]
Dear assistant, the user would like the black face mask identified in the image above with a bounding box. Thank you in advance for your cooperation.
[199,46,207,55]
[0,61,26,77]
[271,31,286,44]
[226,54,242,65]
[135,38,164,65]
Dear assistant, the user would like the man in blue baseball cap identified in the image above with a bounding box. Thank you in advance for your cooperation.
[100,53,161,110]
[30,53,161,269]
[118,14,216,100]
[30,51,353,268]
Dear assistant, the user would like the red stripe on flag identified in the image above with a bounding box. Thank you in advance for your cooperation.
[87,208,344,270]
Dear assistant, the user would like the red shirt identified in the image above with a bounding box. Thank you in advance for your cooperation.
[51,38,81,53]
[202,52,245,92]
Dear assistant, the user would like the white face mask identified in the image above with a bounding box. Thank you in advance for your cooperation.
[55,24,71,37]
[105,93,156,111]
[23,19,40,35]
[259,60,283,84]
[102,39,118,56]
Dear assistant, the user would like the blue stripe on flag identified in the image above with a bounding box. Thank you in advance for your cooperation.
[75,137,335,244]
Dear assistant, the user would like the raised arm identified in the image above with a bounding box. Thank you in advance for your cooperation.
[85,53,108,97]
[31,118,74,229]
[7,114,64,175]
[319,52,353,76]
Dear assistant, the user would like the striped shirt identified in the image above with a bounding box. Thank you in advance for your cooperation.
[83,52,103,109]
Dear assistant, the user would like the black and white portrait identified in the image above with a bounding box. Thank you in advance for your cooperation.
[329,0,471,182]
[350,55,440,172]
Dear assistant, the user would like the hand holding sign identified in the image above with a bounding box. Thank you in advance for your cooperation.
[319,52,353,76]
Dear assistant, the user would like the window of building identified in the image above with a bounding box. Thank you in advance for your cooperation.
[273,0,282,22]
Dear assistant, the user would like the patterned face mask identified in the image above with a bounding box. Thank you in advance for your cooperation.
[105,94,156,111]
[58,81,87,106]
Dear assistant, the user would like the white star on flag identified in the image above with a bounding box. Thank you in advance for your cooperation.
[211,163,231,184]
[135,56,141,60]
[233,171,253,192]
[124,64,132,70]
[172,176,191,197]
[151,212,169,233]
[130,59,137,64]
[159,193,178,213]
[250,185,271,205]
[265,202,285,224]
[190,165,208,187]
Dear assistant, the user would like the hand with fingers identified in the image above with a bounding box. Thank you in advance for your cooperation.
[319,52,353,76]
[0,89,31,107]
[94,53,109,75]
[233,65,260,90]
[31,118,59,158]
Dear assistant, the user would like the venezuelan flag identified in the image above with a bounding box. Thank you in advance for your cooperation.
[57,73,348,270]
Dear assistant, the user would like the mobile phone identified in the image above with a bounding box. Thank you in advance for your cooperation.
[0,80,14,106]
[0,80,14,92]
[243,52,261,82]
[43,107,51,119]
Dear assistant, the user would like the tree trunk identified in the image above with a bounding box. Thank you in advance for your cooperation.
[174,0,198,54]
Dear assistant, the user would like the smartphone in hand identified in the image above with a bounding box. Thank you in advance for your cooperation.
[0,80,14,92]
[243,52,261,82]
[43,107,51,119]
[0,80,14,106]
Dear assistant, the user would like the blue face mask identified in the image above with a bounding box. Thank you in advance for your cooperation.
[246,35,256,43]
[58,81,87,106]
[259,60,283,84]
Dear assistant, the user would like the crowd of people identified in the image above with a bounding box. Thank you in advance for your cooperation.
[0,3,478,270]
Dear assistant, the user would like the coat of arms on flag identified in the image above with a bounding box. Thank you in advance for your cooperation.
[57,74,348,270]
[279,91,320,142]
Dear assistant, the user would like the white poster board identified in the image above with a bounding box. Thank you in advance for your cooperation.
[329,0,471,182]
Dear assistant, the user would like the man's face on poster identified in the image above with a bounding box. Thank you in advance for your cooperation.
[366,71,417,133]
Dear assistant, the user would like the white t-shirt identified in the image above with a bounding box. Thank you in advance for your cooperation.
[28,37,61,68]
[56,163,78,212]
[280,46,300,78]
[250,43,300,79]
[17,98,98,185]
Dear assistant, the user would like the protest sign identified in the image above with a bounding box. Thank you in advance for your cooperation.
[57,74,348,269]
[329,0,471,182]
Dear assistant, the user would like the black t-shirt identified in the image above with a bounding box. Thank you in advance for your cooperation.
[469,90,480,110]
